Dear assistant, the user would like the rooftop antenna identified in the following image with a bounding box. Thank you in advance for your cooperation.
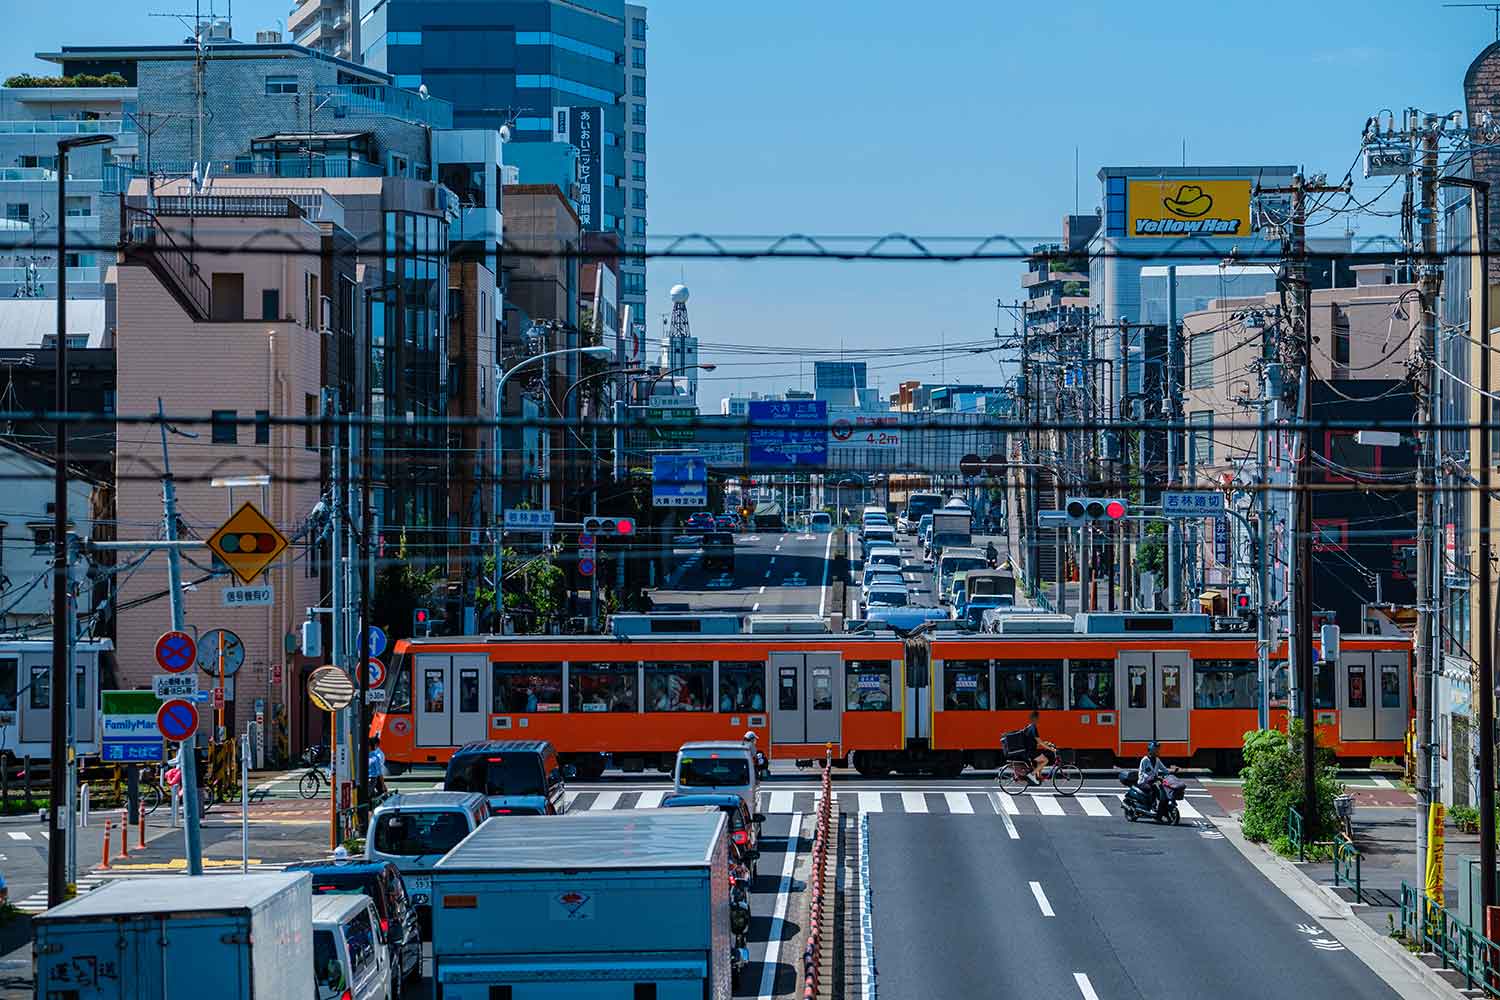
[151,0,214,190]
[1445,2,1500,40]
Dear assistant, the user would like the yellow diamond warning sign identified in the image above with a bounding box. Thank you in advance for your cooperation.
[208,501,288,584]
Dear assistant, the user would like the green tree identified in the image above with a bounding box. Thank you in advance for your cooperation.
[1136,520,1165,578]
[1240,723,1344,855]
[372,534,444,639]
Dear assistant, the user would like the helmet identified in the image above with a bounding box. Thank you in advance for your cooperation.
[1147,740,1160,753]
[744,731,758,743]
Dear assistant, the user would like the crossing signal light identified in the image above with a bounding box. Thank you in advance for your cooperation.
[583,516,635,536]
[413,607,430,636]
[1064,497,1129,525]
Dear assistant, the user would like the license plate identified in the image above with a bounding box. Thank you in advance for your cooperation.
[407,876,431,894]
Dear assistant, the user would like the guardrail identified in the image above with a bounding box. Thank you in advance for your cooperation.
[1287,806,1305,862]
[803,745,835,999]
[1401,883,1500,996]
[1332,832,1362,902]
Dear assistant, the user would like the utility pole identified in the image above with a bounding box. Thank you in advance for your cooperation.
[1259,172,1350,839]
[1165,266,1181,612]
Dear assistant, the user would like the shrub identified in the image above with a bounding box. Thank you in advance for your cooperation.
[1240,722,1344,849]
[4,72,128,88]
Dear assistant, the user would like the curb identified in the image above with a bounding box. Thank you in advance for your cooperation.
[1207,813,1464,1000]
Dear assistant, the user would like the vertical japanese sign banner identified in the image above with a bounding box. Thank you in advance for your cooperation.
[554,105,605,232]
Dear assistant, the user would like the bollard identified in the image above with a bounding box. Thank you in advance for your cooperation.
[118,818,128,859]
[137,810,145,850]
[80,784,89,828]
[101,821,111,869]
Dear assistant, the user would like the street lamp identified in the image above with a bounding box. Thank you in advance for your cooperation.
[493,345,613,631]
[50,131,112,909]
[1439,175,1492,916]
[644,362,717,401]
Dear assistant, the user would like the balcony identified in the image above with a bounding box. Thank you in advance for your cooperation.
[105,155,386,192]
[0,168,57,181]
[0,118,128,135]
[314,84,453,129]
[125,188,346,226]
[0,265,100,286]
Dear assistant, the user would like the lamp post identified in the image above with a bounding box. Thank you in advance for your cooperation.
[1440,175,1492,917]
[645,362,717,400]
[493,345,612,631]
[49,132,113,909]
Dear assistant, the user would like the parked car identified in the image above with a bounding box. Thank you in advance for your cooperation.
[809,511,833,532]
[865,546,902,574]
[365,791,489,939]
[285,858,422,995]
[674,740,762,817]
[661,792,765,877]
[702,531,736,572]
[866,583,910,608]
[686,512,718,534]
[862,567,906,596]
[443,739,571,816]
[716,513,740,532]
[312,893,393,1000]
[863,525,896,548]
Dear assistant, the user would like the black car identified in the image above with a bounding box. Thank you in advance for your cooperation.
[702,531,735,572]
[285,858,423,996]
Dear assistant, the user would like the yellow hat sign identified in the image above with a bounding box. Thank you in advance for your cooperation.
[1128,179,1253,238]
[208,501,288,585]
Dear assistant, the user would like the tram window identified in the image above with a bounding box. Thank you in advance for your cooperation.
[778,667,799,711]
[1314,663,1335,710]
[458,669,480,713]
[1068,660,1114,710]
[28,665,48,710]
[812,666,834,711]
[570,663,638,713]
[422,669,445,712]
[943,660,990,710]
[846,661,893,711]
[1380,664,1402,708]
[74,666,85,711]
[1193,660,1256,709]
[995,661,1063,710]
[1347,664,1367,709]
[389,662,412,712]
[718,662,765,712]
[1127,665,1148,709]
[1161,665,1182,709]
[0,658,16,711]
[492,664,562,713]
[1270,662,1289,706]
[645,662,712,712]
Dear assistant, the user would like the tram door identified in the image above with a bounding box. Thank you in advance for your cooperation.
[769,651,842,745]
[414,653,489,747]
[1117,651,1191,745]
[1339,651,1408,742]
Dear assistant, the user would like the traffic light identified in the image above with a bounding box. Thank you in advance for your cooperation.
[413,607,431,637]
[1063,497,1128,525]
[583,516,636,536]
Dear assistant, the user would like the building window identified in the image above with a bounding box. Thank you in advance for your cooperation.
[632,75,646,98]
[5,204,28,223]
[305,394,319,451]
[631,159,645,181]
[262,288,280,321]
[265,75,299,96]
[632,17,646,40]
[622,272,646,294]
[254,410,270,445]
[1188,411,1213,467]
[631,216,646,236]
[387,31,422,45]
[632,188,646,210]
[631,131,645,154]
[631,104,646,126]
[211,410,237,444]
[64,196,91,218]
[632,47,645,68]
[1188,331,1214,388]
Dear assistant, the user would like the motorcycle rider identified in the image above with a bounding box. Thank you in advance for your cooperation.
[1137,740,1178,816]
[985,540,999,568]
[744,730,769,777]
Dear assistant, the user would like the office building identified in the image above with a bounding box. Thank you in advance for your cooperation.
[360,0,646,355]
[813,361,867,408]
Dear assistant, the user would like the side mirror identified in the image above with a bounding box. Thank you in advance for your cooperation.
[563,764,577,779]
[752,813,767,825]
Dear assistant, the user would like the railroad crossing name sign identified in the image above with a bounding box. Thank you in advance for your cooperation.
[208,501,289,584]
[156,698,199,742]
[308,665,356,712]
[155,631,197,674]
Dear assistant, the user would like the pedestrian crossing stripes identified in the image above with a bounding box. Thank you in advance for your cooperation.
[560,788,1216,820]
[5,830,45,841]
[16,862,290,913]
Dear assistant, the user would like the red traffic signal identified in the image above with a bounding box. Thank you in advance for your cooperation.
[615,517,635,536]
[1235,594,1252,610]
[584,517,635,536]
[1104,500,1127,520]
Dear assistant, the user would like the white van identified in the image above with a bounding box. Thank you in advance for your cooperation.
[937,547,989,604]
[312,893,392,1000]
[674,740,762,818]
[366,790,489,937]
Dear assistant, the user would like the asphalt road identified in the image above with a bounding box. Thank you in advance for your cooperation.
[652,529,835,616]
[868,795,1403,999]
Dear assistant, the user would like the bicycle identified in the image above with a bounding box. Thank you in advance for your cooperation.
[996,747,1084,797]
[299,763,331,799]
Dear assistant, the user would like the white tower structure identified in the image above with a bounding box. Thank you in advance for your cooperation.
[659,283,700,401]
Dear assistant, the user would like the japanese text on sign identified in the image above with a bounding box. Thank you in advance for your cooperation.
[1161,490,1226,517]
[222,585,273,607]
[153,674,199,701]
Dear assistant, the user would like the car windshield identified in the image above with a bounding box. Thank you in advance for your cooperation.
[868,588,909,606]
[704,532,734,545]
[446,754,544,796]
[679,755,751,786]
[373,809,471,856]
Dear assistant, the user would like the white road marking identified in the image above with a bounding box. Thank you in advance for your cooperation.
[758,585,766,594]
[757,811,803,1000]
[1177,798,1202,819]
[1371,775,1394,788]
[900,792,927,813]
[1034,795,1065,816]
[774,544,781,551]
[818,530,833,618]
[858,792,884,814]
[753,603,760,612]
[764,570,772,579]
[944,791,974,814]
[6,832,27,841]
[563,791,581,809]
[769,791,794,813]
[995,791,1019,815]
[634,790,665,809]
[592,791,621,811]
[1074,972,1101,1000]
[1080,796,1109,817]
[1029,880,1055,917]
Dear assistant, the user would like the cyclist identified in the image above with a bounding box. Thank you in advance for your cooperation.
[1137,740,1178,816]
[1010,710,1057,786]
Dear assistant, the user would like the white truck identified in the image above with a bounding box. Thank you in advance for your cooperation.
[930,509,973,560]
[431,810,736,998]
[33,872,314,998]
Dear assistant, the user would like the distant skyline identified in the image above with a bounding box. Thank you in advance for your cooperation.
[0,1,1484,399]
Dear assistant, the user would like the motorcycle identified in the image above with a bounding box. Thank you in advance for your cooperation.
[1118,769,1185,825]
[729,858,753,987]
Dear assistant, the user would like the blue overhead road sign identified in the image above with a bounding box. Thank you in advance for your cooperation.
[652,454,708,508]
[748,399,827,470]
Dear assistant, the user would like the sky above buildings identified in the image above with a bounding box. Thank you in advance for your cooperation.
[2,1,1483,400]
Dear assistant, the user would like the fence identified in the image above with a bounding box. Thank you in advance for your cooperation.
[1332,832,1362,902]
[1401,883,1500,996]
[803,746,836,999]
[1287,806,1305,862]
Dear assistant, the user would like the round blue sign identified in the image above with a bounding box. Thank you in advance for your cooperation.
[367,626,388,658]
[156,699,199,742]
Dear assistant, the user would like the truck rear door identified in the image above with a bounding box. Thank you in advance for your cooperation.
[35,918,162,998]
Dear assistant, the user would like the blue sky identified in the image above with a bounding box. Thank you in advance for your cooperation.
[0,1,1480,401]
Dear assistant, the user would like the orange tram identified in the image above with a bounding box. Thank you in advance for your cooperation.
[369,613,1413,778]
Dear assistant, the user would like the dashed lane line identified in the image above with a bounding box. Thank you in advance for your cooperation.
[943,791,973,815]
[1029,881,1055,917]
[1074,972,1101,1000]
[756,812,803,1000]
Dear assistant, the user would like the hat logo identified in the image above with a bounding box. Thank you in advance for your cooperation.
[1163,184,1214,219]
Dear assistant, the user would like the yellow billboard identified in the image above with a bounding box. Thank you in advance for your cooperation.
[1128,179,1253,238]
